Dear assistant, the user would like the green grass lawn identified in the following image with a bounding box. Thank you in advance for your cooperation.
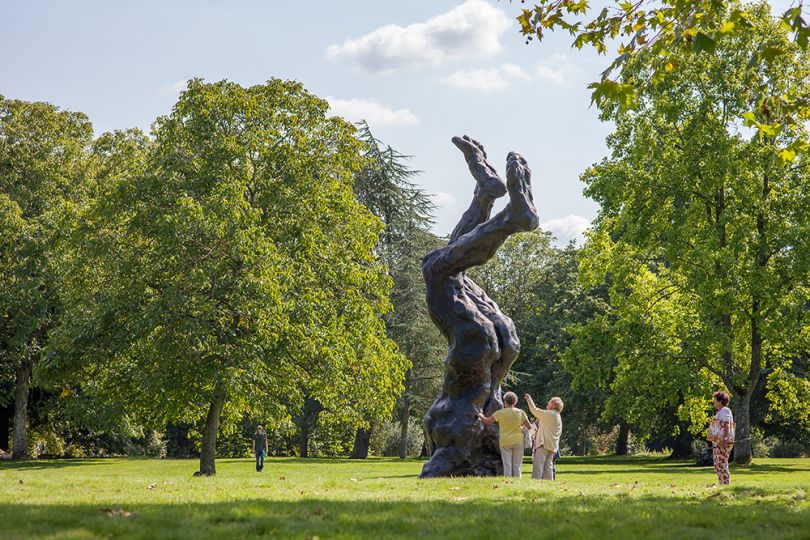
[1,455,809,539]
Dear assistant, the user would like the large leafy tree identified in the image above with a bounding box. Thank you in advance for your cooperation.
[579,4,810,463]
[46,80,407,475]
[0,97,93,458]
[570,242,712,454]
[513,0,809,155]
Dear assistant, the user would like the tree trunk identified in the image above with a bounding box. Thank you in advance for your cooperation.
[12,360,33,459]
[733,298,762,466]
[669,426,694,459]
[398,394,410,459]
[296,395,321,458]
[197,387,226,476]
[351,427,371,459]
[298,420,310,458]
[0,404,11,452]
[615,422,630,455]
[732,390,753,465]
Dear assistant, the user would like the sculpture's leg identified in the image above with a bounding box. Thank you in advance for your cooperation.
[420,150,538,478]
[427,151,538,277]
[449,136,506,243]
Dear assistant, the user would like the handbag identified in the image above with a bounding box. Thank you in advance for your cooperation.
[523,427,533,449]
[708,418,735,444]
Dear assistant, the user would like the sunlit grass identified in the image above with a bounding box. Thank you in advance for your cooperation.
[1,456,808,539]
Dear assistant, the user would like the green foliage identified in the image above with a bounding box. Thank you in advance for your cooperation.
[575,6,810,460]
[515,0,810,157]
[352,122,445,455]
[0,96,94,454]
[0,96,92,369]
[43,80,407,465]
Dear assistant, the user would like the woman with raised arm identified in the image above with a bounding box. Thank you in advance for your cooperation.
[525,394,563,480]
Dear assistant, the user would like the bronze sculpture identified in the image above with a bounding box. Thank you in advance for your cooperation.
[420,136,539,478]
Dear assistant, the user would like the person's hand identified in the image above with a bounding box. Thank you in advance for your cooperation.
[524,393,532,402]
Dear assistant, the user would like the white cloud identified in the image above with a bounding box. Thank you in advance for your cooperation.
[430,192,456,209]
[442,63,531,92]
[541,214,591,246]
[534,54,583,87]
[326,96,419,127]
[160,80,187,94]
[501,63,532,80]
[442,55,581,92]
[325,0,511,72]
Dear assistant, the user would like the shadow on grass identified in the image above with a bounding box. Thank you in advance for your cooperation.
[0,458,114,471]
[0,493,807,540]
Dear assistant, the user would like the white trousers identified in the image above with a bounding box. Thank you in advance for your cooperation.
[500,443,524,477]
[533,446,555,480]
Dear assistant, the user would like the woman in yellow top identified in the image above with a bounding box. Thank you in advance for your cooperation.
[478,392,532,477]
[525,393,563,480]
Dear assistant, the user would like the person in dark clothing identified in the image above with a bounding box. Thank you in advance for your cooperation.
[253,425,268,472]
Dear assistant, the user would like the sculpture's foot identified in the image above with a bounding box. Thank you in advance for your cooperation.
[505,151,539,231]
[452,135,507,199]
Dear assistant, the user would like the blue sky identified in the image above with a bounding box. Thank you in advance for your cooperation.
[6,0,780,244]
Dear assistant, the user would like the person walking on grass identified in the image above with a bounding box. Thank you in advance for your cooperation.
[707,390,735,485]
[525,394,563,480]
[253,425,268,472]
[478,391,533,478]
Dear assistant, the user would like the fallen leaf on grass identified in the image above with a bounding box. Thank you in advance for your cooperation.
[350,478,360,482]
[705,483,717,488]
[669,484,677,488]
[449,486,461,491]
[279,476,286,481]
[18,480,23,485]
[491,484,499,490]
[101,508,135,518]
[609,483,620,488]
[147,483,157,490]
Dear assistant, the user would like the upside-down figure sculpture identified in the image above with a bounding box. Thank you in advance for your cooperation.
[420,135,539,478]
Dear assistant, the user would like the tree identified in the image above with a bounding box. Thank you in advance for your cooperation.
[579,5,810,463]
[350,123,445,459]
[513,0,810,156]
[46,80,407,475]
[570,246,712,454]
[0,97,93,458]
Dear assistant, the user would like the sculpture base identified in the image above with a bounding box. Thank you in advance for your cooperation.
[419,393,503,478]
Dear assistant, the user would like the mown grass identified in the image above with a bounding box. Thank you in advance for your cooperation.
[1,455,809,539]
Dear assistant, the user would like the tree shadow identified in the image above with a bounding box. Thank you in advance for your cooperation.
[0,458,114,471]
[0,493,807,539]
